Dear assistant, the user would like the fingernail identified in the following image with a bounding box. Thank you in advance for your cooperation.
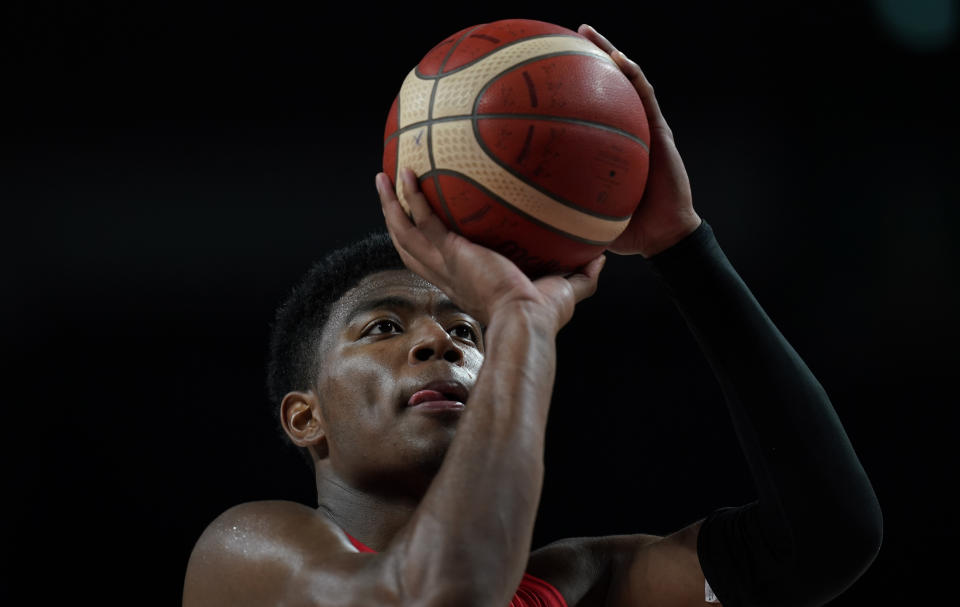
[375,174,386,197]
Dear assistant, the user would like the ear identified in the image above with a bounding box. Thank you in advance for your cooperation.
[280,390,328,458]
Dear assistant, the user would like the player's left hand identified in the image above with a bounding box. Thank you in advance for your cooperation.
[579,24,702,257]
[377,168,604,332]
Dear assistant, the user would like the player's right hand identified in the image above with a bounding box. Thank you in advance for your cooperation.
[377,168,604,332]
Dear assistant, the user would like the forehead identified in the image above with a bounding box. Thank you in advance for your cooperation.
[326,269,453,329]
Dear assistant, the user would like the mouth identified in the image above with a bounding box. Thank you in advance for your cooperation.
[406,380,469,411]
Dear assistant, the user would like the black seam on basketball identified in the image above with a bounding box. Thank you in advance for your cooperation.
[427,79,439,172]
[387,33,645,229]
[521,71,538,107]
[421,169,612,246]
[469,33,501,44]
[473,52,650,150]
[385,114,649,152]
[385,116,468,144]
[516,125,535,165]
[471,119,634,221]
[438,25,484,75]
[414,34,587,79]
[420,25,483,173]
[477,114,649,150]
[392,96,401,185]
[387,116,638,222]
[460,204,492,224]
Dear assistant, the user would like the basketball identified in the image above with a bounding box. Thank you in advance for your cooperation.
[382,19,649,277]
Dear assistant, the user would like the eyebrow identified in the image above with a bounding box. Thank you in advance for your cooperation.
[344,295,465,325]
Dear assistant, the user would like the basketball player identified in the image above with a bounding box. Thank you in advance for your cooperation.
[183,25,882,606]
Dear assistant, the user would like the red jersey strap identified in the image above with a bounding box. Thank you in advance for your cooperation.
[345,532,375,553]
[511,571,568,607]
[344,533,568,607]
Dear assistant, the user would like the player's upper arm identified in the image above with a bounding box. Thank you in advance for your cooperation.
[182,500,405,607]
[606,519,719,607]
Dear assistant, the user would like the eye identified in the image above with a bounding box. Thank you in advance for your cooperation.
[366,319,402,336]
[449,323,479,344]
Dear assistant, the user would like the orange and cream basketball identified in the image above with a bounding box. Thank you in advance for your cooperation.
[383,19,649,277]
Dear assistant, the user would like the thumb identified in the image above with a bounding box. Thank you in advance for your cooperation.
[566,254,605,303]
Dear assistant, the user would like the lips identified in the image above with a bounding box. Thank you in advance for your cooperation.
[406,380,469,407]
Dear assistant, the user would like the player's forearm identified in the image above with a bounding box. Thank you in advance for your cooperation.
[400,301,557,604]
[650,223,880,533]
[648,222,881,605]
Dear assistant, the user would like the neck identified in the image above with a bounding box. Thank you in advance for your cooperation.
[314,467,426,551]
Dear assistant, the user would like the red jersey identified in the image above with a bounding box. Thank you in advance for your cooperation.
[346,533,568,607]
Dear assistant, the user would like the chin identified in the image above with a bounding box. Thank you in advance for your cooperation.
[406,425,457,476]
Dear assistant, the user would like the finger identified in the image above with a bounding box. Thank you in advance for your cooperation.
[377,172,412,227]
[378,172,420,244]
[398,168,450,243]
[385,218,445,289]
[377,181,426,269]
[565,254,605,303]
[610,49,668,130]
[376,172,446,279]
[577,25,671,135]
[578,24,616,55]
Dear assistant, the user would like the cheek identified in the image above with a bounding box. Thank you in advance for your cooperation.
[318,350,398,428]
[464,349,484,374]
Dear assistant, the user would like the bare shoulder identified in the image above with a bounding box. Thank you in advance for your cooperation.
[527,532,663,606]
[528,520,707,607]
[192,499,347,548]
[182,500,354,607]
[608,520,712,607]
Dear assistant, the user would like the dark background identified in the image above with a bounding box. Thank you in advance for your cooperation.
[3,1,957,604]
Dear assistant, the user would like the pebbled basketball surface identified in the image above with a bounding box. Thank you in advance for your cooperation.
[383,19,649,275]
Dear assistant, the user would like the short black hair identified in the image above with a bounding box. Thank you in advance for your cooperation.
[266,230,405,470]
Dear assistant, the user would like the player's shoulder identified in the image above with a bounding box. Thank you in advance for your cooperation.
[527,533,664,607]
[204,499,327,530]
[190,499,349,557]
[183,500,352,606]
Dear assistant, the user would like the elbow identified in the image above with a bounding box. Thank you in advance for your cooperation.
[858,498,884,563]
[769,511,884,607]
[799,495,884,605]
[698,499,883,607]
[832,482,884,570]
[838,494,884,579]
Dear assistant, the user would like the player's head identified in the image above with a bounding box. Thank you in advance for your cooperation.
[267,231,406,469]
[266,231,484,490]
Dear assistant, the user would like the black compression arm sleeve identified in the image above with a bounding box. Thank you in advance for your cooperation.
[647,221,882,607]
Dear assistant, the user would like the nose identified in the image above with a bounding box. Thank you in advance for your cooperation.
[408,322,464,365]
